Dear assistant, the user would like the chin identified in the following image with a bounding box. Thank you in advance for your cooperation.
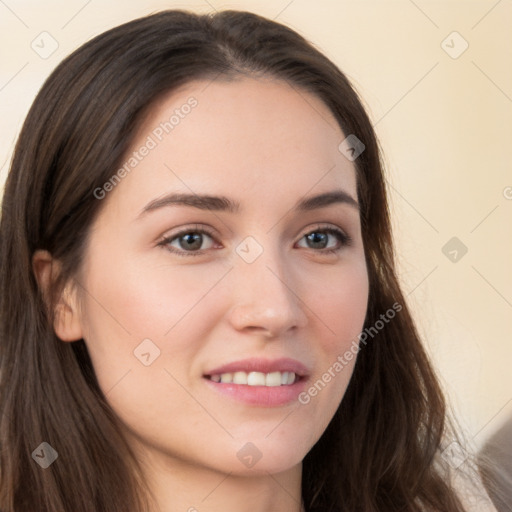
[218,433,312,476]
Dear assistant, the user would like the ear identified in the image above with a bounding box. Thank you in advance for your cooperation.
[32,249,84,342]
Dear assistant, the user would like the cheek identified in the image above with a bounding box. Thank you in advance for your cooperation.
[295,260,368,428]
[306,259,369,353]
[77,255,228,444]
[78,251,228,383]
[100,260,225,333]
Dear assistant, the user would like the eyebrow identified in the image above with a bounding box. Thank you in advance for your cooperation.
[138,189,359,218]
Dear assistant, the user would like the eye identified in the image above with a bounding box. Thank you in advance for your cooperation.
[295,227,351,253]
[158,224,351,257]
[159,227,218,256]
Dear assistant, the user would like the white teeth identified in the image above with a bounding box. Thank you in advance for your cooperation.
[265,371,282,387]
[210,371,297,386]
[220,373,233,383]
[247,372,266,386]
[232,371,248,385]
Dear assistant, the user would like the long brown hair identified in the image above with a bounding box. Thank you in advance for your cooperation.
[0,9,468,511]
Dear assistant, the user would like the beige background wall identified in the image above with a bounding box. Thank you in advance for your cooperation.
[1,0,511,452]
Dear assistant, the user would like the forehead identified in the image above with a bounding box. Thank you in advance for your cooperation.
[108,76,357,214]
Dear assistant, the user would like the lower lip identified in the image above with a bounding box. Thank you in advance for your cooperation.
[203,377,307,407]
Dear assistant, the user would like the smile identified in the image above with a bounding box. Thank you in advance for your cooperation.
[203,358,308,406]
[207,371,297,386]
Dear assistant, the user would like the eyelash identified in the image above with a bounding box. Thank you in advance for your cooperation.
[158,224,352,257]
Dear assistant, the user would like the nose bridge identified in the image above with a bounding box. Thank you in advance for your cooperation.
[227,236,307,335]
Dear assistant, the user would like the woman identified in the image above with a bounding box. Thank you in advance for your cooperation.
[0,9,496,512]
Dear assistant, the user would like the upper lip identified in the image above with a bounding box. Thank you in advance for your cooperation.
[204,357,309,378]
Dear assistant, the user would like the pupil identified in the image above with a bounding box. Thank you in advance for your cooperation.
[181,233,202,250]
[307,232,327,248]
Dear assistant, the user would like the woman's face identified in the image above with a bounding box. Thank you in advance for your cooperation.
[72,77,369,475]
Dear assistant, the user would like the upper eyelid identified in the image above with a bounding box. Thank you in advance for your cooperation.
[161,222,347,238]
[161,224,217,238]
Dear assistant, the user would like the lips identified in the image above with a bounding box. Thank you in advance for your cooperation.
[203,357,309,406]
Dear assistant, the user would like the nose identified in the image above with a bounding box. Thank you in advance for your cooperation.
[226,246,308,338]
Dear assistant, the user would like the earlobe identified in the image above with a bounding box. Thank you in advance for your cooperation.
[32,249,84,342]
[54,304,83,342]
